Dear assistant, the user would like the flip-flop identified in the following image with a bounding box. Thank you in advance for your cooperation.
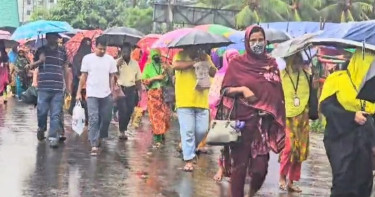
[90,147,99,156]
[288,185,302,193]
[118,133,128,141]
[279,183,287,191]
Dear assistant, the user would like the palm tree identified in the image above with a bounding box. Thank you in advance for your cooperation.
[236,0,291,28]
[320,0,373,22]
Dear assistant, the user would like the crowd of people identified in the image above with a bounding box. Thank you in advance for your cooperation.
[0,24,374,197]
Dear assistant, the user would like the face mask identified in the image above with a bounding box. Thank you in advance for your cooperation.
[153,56,161,63]
[250,42,265,55]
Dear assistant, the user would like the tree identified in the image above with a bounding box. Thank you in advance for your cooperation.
[30,0,154,33]
[30,7,52,21]
[319,0,374,22]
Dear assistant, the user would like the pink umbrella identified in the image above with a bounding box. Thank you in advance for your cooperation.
[0,30,18,48]
[151,28,194,49]
[137,34,161,50]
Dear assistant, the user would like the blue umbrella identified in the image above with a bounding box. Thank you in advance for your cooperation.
[11,20,74,41]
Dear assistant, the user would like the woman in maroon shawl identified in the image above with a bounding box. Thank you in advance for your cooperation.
[222,25,286,197]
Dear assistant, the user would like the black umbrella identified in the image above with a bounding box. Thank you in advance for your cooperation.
[357,61,375,102]
[264,28,291,44]
[0,26,16,34]
[167,30,232,49]
[99,27,145,47]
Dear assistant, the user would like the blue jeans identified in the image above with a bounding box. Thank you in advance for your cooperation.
[37,90,64,140]
[87,95,113,147]
[177,108,209,161]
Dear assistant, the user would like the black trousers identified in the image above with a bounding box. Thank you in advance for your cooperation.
[116,86,138,133]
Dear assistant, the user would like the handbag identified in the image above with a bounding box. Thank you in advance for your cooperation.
[304,71,319,120]
[206,95,241,146]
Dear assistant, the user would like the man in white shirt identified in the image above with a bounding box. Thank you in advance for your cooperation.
[76,38,117,156]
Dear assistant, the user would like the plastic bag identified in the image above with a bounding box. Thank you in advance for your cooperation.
[21,86,38,105]
[72,101,86,135]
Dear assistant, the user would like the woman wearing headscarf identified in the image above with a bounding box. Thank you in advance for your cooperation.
[14,47,31,98]
[142,49,170,147]
[320,50,375,197]
[0,41,10,104]
[69,38,92,117]
[278,53,311,193]
[221,25,286,197]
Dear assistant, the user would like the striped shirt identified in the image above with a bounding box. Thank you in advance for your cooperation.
[34,46,67,92]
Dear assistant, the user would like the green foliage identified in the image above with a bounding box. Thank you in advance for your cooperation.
[30,0,153,33]
[198,0,375,27]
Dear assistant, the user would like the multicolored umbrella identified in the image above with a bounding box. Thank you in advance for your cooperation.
[137,34,161,51]
[11,20,74,41]
[195,24,235,36]
[0,30,18,48]
[152,28,194,49]
[65,30,118,63]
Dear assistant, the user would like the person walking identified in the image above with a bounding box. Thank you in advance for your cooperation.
[320,50,375,197]
[69,38,92,124]
[222,25,286,197]
[76,38,117,156]
[26,33,71,148]
[142,49,170,147]
[279,53,311,193]
[0,41,9,104]
[116,43,142,140]
[172,47,216,172]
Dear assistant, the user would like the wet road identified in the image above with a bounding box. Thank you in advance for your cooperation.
[0,98,372,197]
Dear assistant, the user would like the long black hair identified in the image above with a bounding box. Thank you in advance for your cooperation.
[73,38,92,77]
[0,41,8,63]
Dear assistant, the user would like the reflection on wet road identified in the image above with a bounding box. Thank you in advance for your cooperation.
[0,99,372,196]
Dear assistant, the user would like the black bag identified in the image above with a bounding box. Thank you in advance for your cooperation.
[304,71,319,120]
[162,71,175,103]
[21,86,38,105]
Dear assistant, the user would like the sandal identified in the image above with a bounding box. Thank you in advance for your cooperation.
[183,162,194,172]
[90,147,99,156]
[288,184,302,193]
[118,133,128,141]
[279,182,287,191]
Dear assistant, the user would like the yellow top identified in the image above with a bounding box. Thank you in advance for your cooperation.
[281,61,310,118]
[173,51,214,109]
[319,50,375,113]
[117,59,142,87]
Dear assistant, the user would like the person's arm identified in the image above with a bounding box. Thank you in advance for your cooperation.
[28,50,46,70]
[223,86,257,103]
[110,58,118,92]
[135,63,142,93]
[76,73,87,100]
[64,63,72,94]
[320,95,360,137]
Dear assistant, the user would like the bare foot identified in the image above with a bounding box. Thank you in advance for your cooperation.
[213,168,224,182]
[183,161,194,172]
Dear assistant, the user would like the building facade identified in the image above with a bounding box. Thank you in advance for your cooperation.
[0,0,20,28]
[18,0,58,23]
